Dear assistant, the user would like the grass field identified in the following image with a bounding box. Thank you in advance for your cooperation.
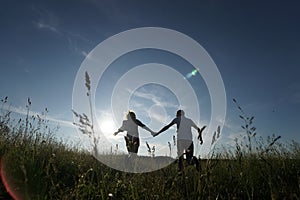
[0,98,300,199]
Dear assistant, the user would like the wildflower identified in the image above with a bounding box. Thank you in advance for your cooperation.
[146,141,151,153]
[217,125,221,138]
[211,131,216,145]
[85,71,91,92]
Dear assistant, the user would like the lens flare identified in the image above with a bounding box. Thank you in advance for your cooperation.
[186,68,199,79]
[1,156,24,200]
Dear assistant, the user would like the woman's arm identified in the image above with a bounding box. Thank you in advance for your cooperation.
[142,126,155,135]
[113,129,124,136]
[135,119,155,135]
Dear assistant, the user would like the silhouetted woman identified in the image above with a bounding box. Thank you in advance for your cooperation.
[113,111,154,156]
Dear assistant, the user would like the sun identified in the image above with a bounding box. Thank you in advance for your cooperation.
[99,119,116,134]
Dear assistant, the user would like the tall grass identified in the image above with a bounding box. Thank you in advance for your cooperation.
[0,96,300,199]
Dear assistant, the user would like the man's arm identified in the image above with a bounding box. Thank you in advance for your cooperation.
[190,119,206,144]
[154,120,176,137]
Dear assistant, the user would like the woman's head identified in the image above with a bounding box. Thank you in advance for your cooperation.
[127,111,136,120]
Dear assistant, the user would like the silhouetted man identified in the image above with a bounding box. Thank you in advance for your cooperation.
[154,110,206,174]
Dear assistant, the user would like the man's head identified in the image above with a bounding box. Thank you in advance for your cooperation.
[176,110,185,117]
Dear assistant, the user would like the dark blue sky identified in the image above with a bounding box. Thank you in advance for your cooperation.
[1,0,299,153]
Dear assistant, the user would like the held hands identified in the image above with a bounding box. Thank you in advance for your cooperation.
[143,126,158,137]
[152,131,158,137]
[148,129,158,137]
[150,130,158,137]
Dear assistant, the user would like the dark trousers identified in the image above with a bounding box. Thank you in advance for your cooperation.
[124,135,140,154]
[177,140,199,172]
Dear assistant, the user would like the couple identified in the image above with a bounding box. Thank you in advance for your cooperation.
[113,110,206,173]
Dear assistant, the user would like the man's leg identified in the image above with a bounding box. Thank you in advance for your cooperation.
[185,142,194,164]
[177,140,185,173]
[193,156,200,172]
[185,142,200,171]
[186,143,200,172]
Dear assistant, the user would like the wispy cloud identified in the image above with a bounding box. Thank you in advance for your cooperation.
[127,88,179,109]
[34,21,60,34]
[31,5,91,57]
[1,104,74,128]
[149,111,170,124]
[127,92,175,126]
[31,5,61,34]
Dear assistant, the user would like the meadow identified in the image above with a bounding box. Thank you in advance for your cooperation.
[0,96,299,200]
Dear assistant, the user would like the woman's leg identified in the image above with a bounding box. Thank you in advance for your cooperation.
[132,137,140,153]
